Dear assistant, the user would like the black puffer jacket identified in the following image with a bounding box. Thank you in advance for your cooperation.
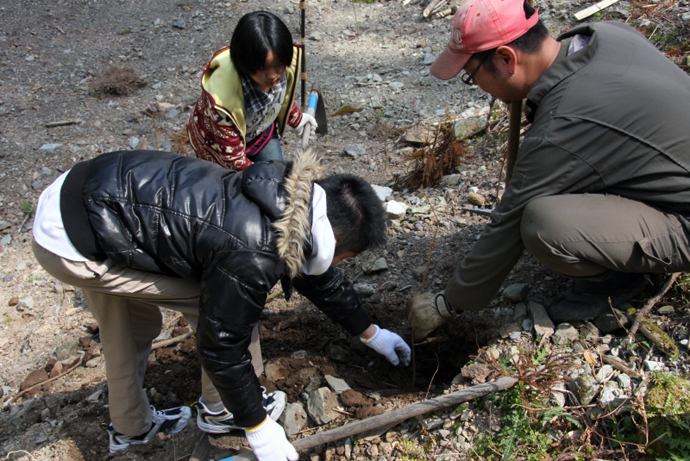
[59,149,372,427]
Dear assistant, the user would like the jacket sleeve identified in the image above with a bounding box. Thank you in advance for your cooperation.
[444,131,602,312]
[293,266,373,336]
[286,101,303,129]
[195,257,270,428]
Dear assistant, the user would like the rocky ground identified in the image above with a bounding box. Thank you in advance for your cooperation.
[1,0,690,460]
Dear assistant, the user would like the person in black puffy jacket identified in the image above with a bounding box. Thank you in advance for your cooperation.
[31,148,411,458]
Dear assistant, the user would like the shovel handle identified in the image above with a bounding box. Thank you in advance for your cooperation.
[301,90,319,150]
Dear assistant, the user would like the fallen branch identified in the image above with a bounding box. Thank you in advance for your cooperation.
[230,377,517,460]
[629,272,680,336]
[601,355,642,380]
[45,119,83,127]
[2,357,83,409]
[151,331,193,350]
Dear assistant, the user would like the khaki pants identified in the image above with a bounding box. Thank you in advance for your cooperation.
[32,240,263,436]
[521,194,690,280]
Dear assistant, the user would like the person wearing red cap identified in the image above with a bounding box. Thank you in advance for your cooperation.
[407,0,690,338]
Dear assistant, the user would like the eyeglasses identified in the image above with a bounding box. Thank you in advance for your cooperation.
[461,55,489,86]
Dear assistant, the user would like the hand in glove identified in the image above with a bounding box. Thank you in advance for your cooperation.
[294,113,318,137]
[245,417,298,461]
[361,324,411,366]
[406,293,455,340]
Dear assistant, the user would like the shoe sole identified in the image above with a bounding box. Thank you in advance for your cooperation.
[196,414,242,434]
[109,418,190,452]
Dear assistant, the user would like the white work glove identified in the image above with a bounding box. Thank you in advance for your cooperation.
[245,417,298,461]
[406,293,455,340]
[294,112,318,137]
[361,324,411,366]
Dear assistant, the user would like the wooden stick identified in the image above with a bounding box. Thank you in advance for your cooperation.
[629,272,680,336]
[227,377,517,460]
[151,331,193,350]
[45,119,83,127]
[573,0,621,21]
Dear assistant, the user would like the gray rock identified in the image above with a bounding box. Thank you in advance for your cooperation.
[568,373,601,405]
[657,305,674,315]
[353,283,376,297]
[529,302,555,339]
[370,185,392,202]
[307,387,339,425]
[594,309,629,334]
[165,108,180,119]
[19,296,35,311]
[0,220,11,230]
[56,342,78,361]
[343,143,366,157]
[325,375,351,394]
[617,373,631,389]
[502,283,530,302]
[31,180,43,190]
[362,257,388,274]
[325,343,349,362]
[438,174,461,187]
[522,318,533,331]
[552,323,579,346]
[129,136,140,149]
[580,321,600,340]
[1,235,11,245]
[599,381,625,408]
[514,302,527,319]
[39,143,63,150]
[386,200,407,220]
[172,19,185,29]
[282,402,307,437]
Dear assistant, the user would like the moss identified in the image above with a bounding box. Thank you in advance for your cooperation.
[643,373,690,458]
[640,317,680,359]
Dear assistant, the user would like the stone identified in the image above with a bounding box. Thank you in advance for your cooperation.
[362,257,388,274]
[657,305,674,315]
[599,381,625,408]
[594,309,629,334]
[0,220,11,231]
[529,302,555,339]
[265,361,289,381]
[402,125,433,145]
[502,283,530,302]
[343,143,366,157]
[353,283,376,297]
[514,303,527,319]
[18,296,35,311]
[325,375,351,394]
[325,344,349,363]
[438,174,461,187]
[460,363,490,384]
[8,296,19,306]
[410,266,426,282]
[467,192,485,206]
[370,185,392,202]
[307,387,339,425]
[385,200,407,220]
[499,322,521,339]
[21,369,49,391]
[568,373,601,405]
[580,322,600,340]
[282,402,307,437]
[55,342,78,361]
[552,323,579,346]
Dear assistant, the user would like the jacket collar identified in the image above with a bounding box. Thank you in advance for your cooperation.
[273,148,325,278]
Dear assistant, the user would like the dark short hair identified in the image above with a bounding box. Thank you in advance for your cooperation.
[230,11,294,76]
[475,1,549,76]
[317,174,386,256]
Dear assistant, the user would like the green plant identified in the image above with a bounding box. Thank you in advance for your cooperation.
[21,199,36,214]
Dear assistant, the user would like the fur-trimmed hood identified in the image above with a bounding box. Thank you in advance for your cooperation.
[273,148,325,278]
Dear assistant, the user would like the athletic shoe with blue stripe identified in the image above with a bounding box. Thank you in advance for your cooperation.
[101,405,192,453]
[192,387,287,434]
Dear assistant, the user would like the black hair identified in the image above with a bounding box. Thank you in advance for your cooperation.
[475,1,550,76]
[230,11,294,76]
[317,174,386,256]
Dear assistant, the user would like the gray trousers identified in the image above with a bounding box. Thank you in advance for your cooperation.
[32,240,263,436]
[521,194,690,280]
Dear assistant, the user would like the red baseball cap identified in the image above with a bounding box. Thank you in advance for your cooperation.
[430,0,540,80]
